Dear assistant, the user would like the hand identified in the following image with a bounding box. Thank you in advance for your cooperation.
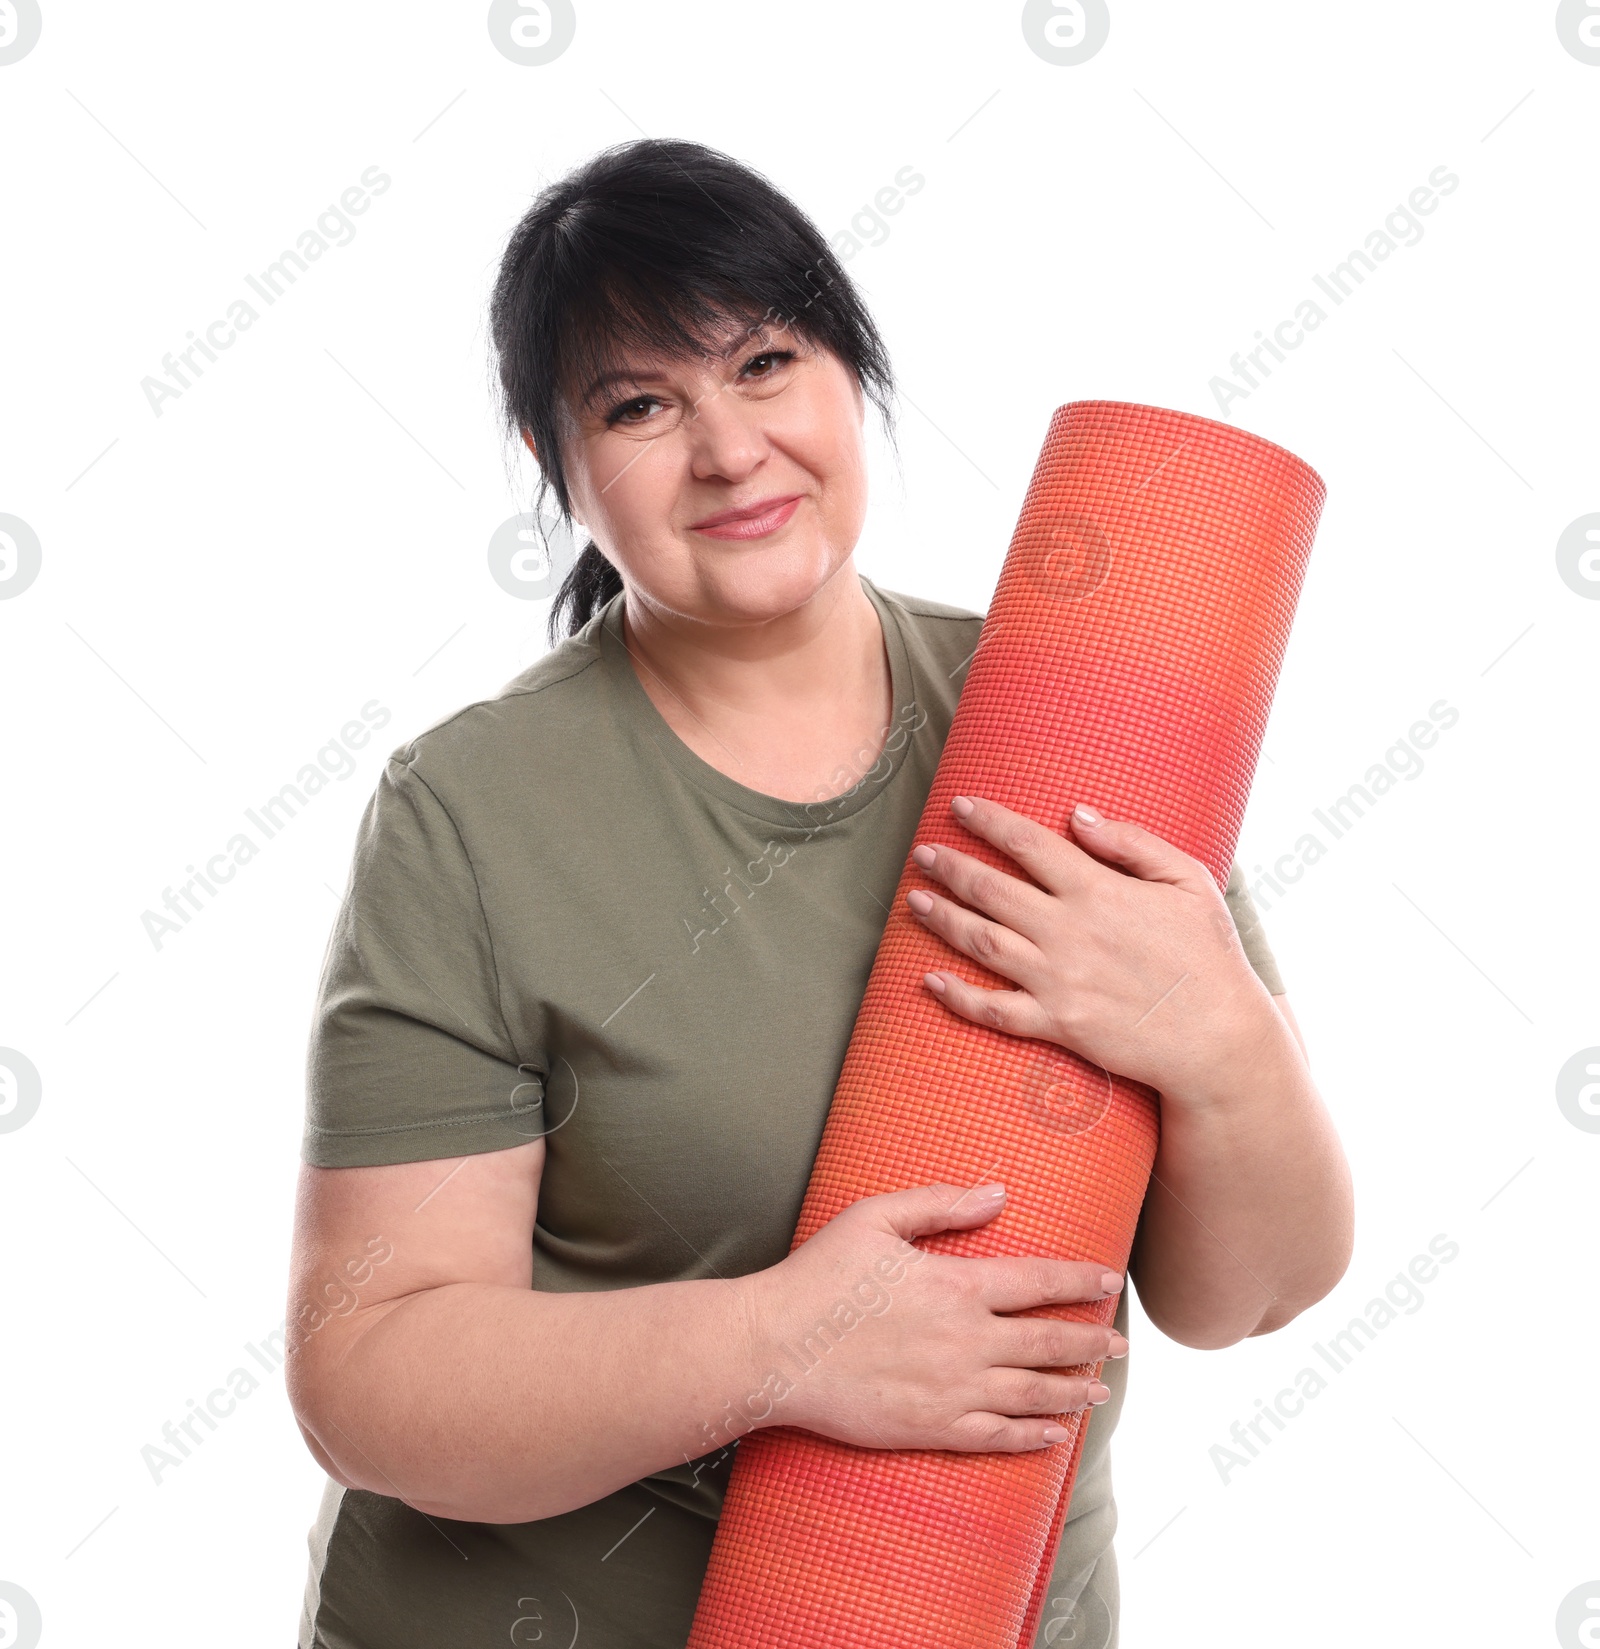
[905,795,1282,1103]
[738,1181,1127,1454]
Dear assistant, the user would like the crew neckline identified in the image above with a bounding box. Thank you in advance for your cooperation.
[597,574,918,830]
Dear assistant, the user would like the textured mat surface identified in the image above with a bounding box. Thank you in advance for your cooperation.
[686,401,1326,1649]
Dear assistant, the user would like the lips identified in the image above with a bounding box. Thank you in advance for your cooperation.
[690,495,803,539]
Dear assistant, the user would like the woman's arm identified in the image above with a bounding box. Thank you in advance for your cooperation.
[904,796,1355,1351]
[1125,990,1353,1347]
[285,1139,761,1524]
[286,1139,1127,1525]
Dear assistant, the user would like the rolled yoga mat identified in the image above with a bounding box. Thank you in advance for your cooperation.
[685,400,1326,1649]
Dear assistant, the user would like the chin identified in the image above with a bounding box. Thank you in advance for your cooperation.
[682,539,851,625]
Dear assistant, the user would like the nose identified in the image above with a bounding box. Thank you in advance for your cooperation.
[682,371,772,483]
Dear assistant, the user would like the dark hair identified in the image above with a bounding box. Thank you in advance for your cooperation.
[487,138,899,644]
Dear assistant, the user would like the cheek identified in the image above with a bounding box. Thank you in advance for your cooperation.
[583,439,678,551]
[786,403,868,544]
[817,458,867,545]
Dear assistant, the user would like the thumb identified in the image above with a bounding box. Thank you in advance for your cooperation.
[864,1179,1008,1242]
[1069,805,1203,888]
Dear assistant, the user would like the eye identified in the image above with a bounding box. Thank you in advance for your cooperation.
[741,349,796,381]
[606,393,663,427]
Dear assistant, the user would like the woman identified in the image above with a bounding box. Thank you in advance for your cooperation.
[287,137,1353,1649]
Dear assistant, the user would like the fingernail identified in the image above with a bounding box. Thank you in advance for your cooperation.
[1107,1334,1130,1358]
[969,1182,1006,1203]
[950,796,974,819]
[907,889,934,915]
[1041,1425,1071,1444]
[923,972,947,996]
[911,844,937,869]
[1088,1382,1111,1405]
[1100,1272,1123,1295]
[1073,802,1103,827]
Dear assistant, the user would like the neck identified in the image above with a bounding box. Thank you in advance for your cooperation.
[616,561,895,803]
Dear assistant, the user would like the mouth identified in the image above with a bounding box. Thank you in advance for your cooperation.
[689,494,803,540]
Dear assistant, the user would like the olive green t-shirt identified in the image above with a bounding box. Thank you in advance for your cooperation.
[296,574,1285,1649]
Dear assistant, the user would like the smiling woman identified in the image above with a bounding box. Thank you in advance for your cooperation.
[517,313,893,806]
[285,137,1352,1649]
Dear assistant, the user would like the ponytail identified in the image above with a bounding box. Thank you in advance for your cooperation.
[548,540,624,644]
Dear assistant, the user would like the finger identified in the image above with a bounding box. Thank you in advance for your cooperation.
[946,794,1091,897]
[923,969,1053,1040]
[1066,802,1211,891]
[938,1410,1087,1454]
[856,1179,1010,1242]
[965,1255,1124,1314]
[981,1368,1111,1417]
[911,839,1055,938]
[988,1315,1121,1372]
[906,882,1043,988]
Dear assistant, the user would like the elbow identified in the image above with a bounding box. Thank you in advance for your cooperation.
[287,1356,568,1526]
[293,1414,360,1490]
[404,1491,563,1525]
[1247,1240,1356,1339]
[1248,1161,1358,1339]
[285,1330,399,1498]
[1155,1318,1258,1352]
[1135,1286,1268,1350]
[285,1352,362,1489]
[284,1293,421,1496]
[402,1468,594,1524]
[1145,1248,1357,1350]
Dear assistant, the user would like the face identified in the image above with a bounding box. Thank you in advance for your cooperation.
[528,316,869,630]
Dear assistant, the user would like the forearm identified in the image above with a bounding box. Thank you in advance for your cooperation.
[291,1274,760,1524]
[1130,1008,1353,1348]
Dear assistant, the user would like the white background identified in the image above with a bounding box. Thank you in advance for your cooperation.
[2,2,1596,1645]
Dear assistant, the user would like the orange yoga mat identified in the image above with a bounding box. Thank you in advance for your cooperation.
[686,401,1325,1649]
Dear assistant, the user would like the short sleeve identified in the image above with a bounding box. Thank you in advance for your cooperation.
[1223,859,1285,996]
[301,756,543,1168]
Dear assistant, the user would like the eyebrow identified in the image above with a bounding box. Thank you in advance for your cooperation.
[580,365,669,410]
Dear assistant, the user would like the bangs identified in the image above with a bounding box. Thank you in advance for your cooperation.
[534,195,847,429]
